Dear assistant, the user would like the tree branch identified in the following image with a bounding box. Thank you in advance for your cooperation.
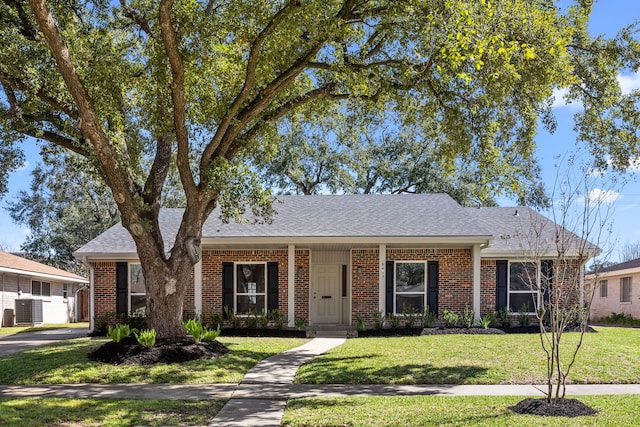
[3,0,41,41]
[120,0,154,38]
[0,73,78,118]
[158,0,197,196]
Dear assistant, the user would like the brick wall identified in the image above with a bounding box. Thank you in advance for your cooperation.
[93,262,116,319]
[295,250,310,320]
[481,259,497,315]
[351,249,380,325]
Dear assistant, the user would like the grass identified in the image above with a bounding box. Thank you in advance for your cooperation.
[283,395,640,426]
[0,322,89,336]
[0,397,224,427]
[295,327,640,385]
[0,336,308,384]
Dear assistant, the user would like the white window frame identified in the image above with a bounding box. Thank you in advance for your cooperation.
[599,280,608,298]
[620,277,632,303]
[507,261,540,314]
[129,263,146,316]
[394,260,427,314]
[31,280,51,299]
[235,262,267,315]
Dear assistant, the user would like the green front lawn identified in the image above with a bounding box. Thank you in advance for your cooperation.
[283,395,640,427]
[0,337,308,384]
[0,397,223,427]
[295,327,640,384]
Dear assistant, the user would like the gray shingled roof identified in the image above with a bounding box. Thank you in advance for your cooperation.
[73,194,597,257]
[597,257,640,273]
[469,206,598,255]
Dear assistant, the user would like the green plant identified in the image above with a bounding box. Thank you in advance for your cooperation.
[244,309,258,328]
[603,312,640,326]
[420,307,437,328]
[372,311,385,329]
[442,310,459,328]
[295,317,306,331]
[201,323,221,341]
[224,306,240,328]
[517,304,531,327]
[134,329,156,347]
[107,324,136,343]
[401,306,418,328]
[487,310,498,327]
[462,305,475,328]
[479,314,492,329]
[389,313,402,329]
[497,308,512,328]
[209,313,223,329]
[268,309,285,329]
[257,309,269,328]
[356,316,366,331]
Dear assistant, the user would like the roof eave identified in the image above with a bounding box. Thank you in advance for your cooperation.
[0,266,88,283]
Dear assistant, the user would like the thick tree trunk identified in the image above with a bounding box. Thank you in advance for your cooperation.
[142,254,194,339]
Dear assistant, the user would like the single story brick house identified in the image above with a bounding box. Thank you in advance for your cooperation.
[586,258,640,321]
[74,194,595,331]
[1,251,89,326]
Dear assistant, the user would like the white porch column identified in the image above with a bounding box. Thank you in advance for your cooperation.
[473,244,481,320]
[288,244,295,327]
[89,264,95,333]
[194,259,202,317]
[379,244,386,313]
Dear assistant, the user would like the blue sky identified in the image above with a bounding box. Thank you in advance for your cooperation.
[2,1,640,261]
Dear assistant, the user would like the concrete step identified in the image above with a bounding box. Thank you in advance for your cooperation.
[305,325,355,338]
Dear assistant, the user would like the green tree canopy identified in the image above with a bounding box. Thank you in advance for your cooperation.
[1,0,639,338]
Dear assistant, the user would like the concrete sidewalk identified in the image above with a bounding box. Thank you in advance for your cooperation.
[0,327,89,357]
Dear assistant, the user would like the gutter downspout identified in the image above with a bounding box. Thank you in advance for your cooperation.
[79,256,94,333]
[1,273,4,327]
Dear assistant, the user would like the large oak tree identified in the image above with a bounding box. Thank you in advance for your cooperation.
[1,0,639,338]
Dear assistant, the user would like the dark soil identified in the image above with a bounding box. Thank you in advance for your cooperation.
[509,398,597,417]
[221,327,307,338]
[88,336,229,365]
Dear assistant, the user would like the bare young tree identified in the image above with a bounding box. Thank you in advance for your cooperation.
[514,154,618,405]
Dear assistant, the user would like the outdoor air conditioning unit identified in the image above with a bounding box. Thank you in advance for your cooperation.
[15,299,44,326]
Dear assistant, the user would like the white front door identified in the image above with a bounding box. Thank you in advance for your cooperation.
[311,264,341,324]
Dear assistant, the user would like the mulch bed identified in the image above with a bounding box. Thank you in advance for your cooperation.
[88,336,229,365]
[221,328,307,338]
[509,398,597,417]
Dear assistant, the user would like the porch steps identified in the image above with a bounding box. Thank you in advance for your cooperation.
[306,325,356,338]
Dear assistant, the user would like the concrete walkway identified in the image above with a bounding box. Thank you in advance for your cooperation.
[210,337,346,426]
[0,327,89,357]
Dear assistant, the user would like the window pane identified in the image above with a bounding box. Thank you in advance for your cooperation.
[32,281,41,296]
[509,293,536,312]
[42,282,51,297]
[237,264,266,293]
[599,280,608,298]
[621,277,632,302]
[130,264,145,294]
[396,294,425,313]
[510,262,537,291]
[130,294,146,316]
[396,263,425,293]
[236,295,266,315]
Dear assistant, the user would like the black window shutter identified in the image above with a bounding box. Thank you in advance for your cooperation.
[385,260,394,314]
[427,261,439,315]
[541,260,554,303]
[267,262,279,311]
[116,262,128,315]
[222,262,234,317]
[496,260,508,311]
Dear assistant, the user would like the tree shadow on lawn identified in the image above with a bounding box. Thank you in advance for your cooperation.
[296,355,489,384]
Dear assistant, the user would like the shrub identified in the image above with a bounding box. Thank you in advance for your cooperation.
[107,324,136,343]
[389,313,402,329]
[202,324,221,341]
[479,314,492,329]
[134,329,156,347]
[268,309,285,329]
[356,316,366,331]
[183,318,221,342]
[603,312,640,325]
[224,306,240,328]
[443,310,459,328]
[257,309,269,328]
[462,305,475,328]
[497,308,512,328]
[518,304,531,327]
[244,309,258,328]
[420,307,437,328]
[294,317,306,331]
[402,306,419,328]
[372,311,385,329]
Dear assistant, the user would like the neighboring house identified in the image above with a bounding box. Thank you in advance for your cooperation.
[73,194,596,332]
[0,251,89,326]
[587,258,640,321]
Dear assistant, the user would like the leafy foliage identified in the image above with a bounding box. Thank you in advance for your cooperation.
[442,310,459,328]
[107,324,136,343]
[134,328,157,347]
[183,318,221,343]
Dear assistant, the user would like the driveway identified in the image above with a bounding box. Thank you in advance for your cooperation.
[0,327,89,357]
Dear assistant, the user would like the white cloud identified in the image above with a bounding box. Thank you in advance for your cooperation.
[551,87,577,109]
[16,160,30,172]
[582,188,621,205]
[618,72,640,94]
